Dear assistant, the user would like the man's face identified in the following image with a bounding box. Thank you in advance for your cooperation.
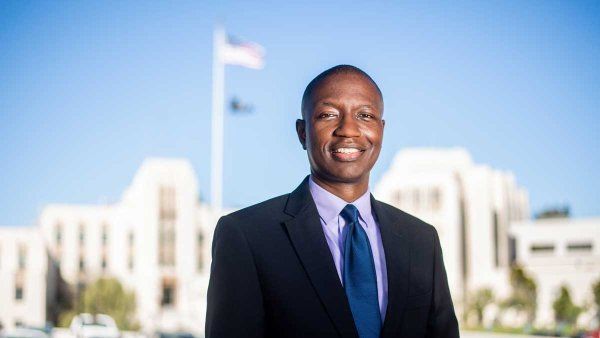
[297,73,384,185]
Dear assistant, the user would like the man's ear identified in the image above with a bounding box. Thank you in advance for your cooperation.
[295,119,307,150]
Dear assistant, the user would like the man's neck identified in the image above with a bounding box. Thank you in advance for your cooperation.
[310,174,369,203]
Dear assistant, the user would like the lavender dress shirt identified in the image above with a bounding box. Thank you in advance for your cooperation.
[308,176,389,321]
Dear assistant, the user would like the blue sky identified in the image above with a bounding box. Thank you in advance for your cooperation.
[1,1,598,225]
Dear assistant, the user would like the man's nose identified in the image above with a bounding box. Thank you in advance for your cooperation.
[333,113,361,138]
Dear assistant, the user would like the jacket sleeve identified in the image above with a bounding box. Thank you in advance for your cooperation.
[425,227,460,338]
[205,216,265,338]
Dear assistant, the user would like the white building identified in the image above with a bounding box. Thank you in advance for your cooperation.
[36,158,223,335]
[374,148,530,319]
[0,226,57,330]
[510,217,600,328]
[1,150,598,332]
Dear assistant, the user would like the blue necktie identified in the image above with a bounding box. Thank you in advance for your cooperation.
[341,204,381,338]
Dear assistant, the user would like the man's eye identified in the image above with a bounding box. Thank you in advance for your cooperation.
[359,112,375,119]
[318,112,336,118]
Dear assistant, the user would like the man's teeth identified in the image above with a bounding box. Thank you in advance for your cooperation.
[334,148,360,154]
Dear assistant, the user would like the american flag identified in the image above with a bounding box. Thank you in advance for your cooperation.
[220,35,265,69]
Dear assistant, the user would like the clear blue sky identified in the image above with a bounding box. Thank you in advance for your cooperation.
[1,1,598,225]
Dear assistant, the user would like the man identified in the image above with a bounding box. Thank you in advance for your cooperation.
[206,65,459,338]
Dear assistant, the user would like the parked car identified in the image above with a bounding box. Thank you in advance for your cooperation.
[583,329,600,338]
[154,332,200,338]
[0,327,49,338]
[70,314,120,338]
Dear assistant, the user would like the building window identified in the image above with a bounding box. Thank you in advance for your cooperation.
[459,197,468,281]
[15,285,23,300]
[101,223,108,246]
[55,222,63,264]
[17,245,26,270]
[55,222,63,246]
[159,186,176,266]
[492,211,499,267]
[78,223,86,273]
[197,231,204,271]
[15,274,24,301]
[530,244,555,254]
[159,186,177,219]
[509,236,517,264]
[159,221,176,266]
[79,256,85,272]
[161,278,176,307]
[128,231,135,271]
[395,190,402,206]
[567,242,593,252]
[413,190,420,209]
[78,223,85,246]
[431,188,441,211]
[101,255,107,271]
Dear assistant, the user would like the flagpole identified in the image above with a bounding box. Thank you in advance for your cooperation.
[211,25,225,211]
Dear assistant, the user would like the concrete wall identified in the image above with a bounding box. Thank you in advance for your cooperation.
[510,217,600,328]
[374,148,530,319]
[0,226,50,330]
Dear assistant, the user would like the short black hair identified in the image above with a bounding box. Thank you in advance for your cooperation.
[301,65,383,118]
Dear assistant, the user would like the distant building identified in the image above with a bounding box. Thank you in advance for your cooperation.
[0,159,225,333]
[510,217,600,328]
[1,150,598,332]
[36,158,226,334]
[374,148,530,318]
[0,226,57,330]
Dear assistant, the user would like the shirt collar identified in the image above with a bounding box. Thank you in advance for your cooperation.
[308,175,373,227]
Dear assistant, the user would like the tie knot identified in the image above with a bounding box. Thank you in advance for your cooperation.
[340,204,360,224]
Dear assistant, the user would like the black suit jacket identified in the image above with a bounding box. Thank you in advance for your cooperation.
[206,177,459,338]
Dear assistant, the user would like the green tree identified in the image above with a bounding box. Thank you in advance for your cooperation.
[503,264,537,322]
[593,277,600,323]
[467,288,494,327]
[553,285,582,327]
[58,278,139,330]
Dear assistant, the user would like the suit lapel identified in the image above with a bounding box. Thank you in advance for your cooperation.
[283,177,358,338]
[371,196,411,338]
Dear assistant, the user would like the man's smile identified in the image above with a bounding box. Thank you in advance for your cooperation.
[331,146,365,161]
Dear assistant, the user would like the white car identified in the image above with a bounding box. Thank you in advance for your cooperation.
[0,327,49,338]
[69,314,120,338]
